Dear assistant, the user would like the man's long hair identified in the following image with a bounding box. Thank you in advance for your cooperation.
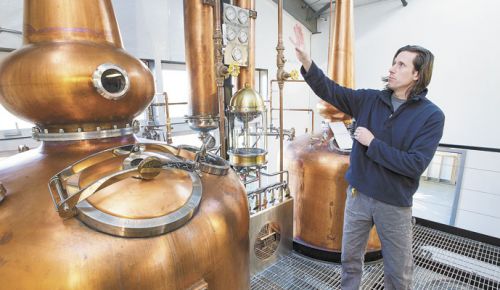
[383,45,434,98]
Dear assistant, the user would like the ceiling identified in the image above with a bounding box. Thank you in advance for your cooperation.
[302,0,407,18]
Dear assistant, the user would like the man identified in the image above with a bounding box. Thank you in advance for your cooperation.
[291,24,445,290]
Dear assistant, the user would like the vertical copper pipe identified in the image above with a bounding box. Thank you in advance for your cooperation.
[276,0,285,185]
[235,0,255,90]
[214,0,227,159]
[183,0,218,127]
[163,92,173,144]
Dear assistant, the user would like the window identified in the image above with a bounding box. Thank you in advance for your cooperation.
[161,62,189,119]
[255,68,268,100]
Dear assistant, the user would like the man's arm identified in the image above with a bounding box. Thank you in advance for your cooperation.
[301,62,368,117]
[291,24,370,117]
[366,111,445,179]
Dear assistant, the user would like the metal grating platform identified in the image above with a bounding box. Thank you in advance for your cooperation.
[251,224,500,289]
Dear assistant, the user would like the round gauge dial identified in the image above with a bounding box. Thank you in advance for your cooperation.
[238,10,249,24]
[226,27,237,41]
[232,47,242,61]
[225,6,237,21]
[238,30,248,43]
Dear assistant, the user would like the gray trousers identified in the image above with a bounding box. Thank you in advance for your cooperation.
[341,186,413,290]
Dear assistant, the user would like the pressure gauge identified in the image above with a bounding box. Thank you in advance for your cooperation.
[232,47,242,61]
[238,10,249,24]
[226,27,237,41]
[225,6,237,21]
[238,30,248,43]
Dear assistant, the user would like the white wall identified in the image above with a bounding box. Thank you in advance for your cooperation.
[311,0,500,238]
[313,0,500,149]
[0,0,23,50]
[455,150,500,238]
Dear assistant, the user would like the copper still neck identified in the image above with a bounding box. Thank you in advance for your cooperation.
[327,0,355,87]
[23,0,123,47]
[318,0,354,122]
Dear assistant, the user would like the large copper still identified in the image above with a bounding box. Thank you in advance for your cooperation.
[0,1,249,289]
[286,0,381,262]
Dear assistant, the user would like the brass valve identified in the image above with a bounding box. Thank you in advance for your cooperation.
[289,69,299,80]
[227,62,240,78]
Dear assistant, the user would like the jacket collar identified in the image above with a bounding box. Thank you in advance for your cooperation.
[380,88,428,107]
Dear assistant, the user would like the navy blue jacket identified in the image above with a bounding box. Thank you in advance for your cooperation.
[302,62,445,207]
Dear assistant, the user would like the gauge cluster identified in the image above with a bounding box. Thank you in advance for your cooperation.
[223,3,250,67]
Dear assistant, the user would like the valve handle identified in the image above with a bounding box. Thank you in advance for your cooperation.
[227,62,240,78]
[289,69,299,80]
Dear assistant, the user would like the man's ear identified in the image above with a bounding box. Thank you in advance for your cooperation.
[413,70,419,81]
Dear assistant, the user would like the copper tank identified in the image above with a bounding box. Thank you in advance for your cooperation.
[0,1,249,289]
[286,0,381,261]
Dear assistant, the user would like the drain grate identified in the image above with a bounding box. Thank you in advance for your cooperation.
[251,224,500,289]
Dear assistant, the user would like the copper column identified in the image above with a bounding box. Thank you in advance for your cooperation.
[235,0,255,90]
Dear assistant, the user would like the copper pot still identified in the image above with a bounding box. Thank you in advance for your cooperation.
[286,0,381,260]
[286,133,380,256]
[0,1,249,289]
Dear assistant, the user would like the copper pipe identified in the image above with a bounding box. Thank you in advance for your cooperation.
[163,92,173,144]
[235,0,255,90]
[275,0,290,184]
[148,94,186,144]
[183,0,218,130]
[270,108,314,133]
[213,0,228,159]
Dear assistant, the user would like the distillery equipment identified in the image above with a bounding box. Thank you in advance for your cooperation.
[285,0,382,262]
[0,1,249,289]
[228,84,267,168]
[221,0,296,275]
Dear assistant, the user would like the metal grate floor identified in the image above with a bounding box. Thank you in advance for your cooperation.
[251,224,500,289]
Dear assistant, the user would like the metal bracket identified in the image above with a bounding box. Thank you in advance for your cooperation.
[249,9,258,19]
